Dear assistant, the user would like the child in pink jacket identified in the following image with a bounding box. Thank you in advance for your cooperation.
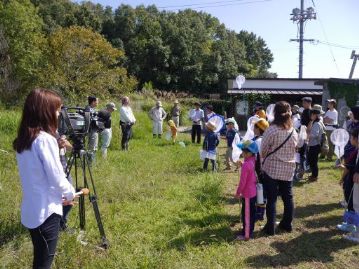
[235,140,259,240]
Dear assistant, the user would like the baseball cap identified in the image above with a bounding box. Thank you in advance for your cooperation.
[106,102,117,111]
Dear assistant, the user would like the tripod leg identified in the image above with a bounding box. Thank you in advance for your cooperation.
[79,195,86,230]
[83,152,109,248]
[77,154,86,230]
[89,195,109,248]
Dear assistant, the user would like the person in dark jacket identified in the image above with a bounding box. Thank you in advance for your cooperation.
[202,122,219,171]
[98,102,116,158]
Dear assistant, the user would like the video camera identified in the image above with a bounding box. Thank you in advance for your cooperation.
[58,107,105,149]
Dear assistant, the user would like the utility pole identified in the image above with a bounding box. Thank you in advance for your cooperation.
[349,50,359,79]
[290,0,316,79]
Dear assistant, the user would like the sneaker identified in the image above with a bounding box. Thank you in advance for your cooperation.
[334,159,341,167]
[337,223,357,233]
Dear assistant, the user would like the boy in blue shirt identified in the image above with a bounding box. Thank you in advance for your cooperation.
[224,119,238,171]
[202,122,220,171]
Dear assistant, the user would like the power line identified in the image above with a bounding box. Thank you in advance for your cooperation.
[315,40,359,50]
[311,0,340,74]
[158,0,257,9]
[159,0,272,11]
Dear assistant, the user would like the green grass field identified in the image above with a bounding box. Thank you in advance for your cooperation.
[1,103,359,268]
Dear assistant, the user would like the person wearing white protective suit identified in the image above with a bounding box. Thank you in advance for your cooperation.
[149,100,167,138]
[189,102,204,143]
[323,99,338,161]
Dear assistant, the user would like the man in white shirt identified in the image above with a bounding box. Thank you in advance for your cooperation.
[323,99,338,160]
[120,96,136,150]
[291,105,301,130]
[149,100,167,138]
[189,102,204,143]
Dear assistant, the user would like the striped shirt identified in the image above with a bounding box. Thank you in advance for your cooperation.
[261,125,298,181]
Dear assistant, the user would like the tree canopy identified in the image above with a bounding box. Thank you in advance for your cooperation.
[39,26,137,100]
[0,0,45,102]
[0,0,275,103]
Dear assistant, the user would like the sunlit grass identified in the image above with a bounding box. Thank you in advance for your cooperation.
[1,103,359,268]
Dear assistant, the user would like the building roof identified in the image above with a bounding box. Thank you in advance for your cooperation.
[227,89,323,95]
[228,78,324,95]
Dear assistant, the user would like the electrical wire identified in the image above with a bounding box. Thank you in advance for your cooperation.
[315,40,359,50]
[158,0,272,11]
[311,0,341,74]
[158,0,258,9]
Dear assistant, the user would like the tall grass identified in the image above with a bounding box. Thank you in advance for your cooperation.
[1,103,359,268]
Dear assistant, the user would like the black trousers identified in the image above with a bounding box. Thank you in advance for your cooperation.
[120,122,133,150]
[191,125,201,143]
[308,145,321,178]
[203,158,216,171]
[29,213,61,269]
[263,173,294,235]
[60,205,72,229]
[344,173,354,212]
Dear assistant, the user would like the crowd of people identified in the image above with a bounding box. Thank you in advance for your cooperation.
[229,98,359,243]
[13,88,359,268]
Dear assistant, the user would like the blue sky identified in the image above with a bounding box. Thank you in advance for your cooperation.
[79,0,359,79]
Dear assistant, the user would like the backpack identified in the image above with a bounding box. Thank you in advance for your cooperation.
[319,122,329,153]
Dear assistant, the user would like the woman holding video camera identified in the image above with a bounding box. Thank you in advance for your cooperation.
[13,89,76,269]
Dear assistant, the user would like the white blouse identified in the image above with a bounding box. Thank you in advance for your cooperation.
[16,131,75,229]
[120,106,136,124]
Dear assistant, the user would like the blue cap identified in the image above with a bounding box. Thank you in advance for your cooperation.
[237,140,259,154]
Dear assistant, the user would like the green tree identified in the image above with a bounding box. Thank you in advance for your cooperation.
[237,30,274,77]
[110,6,273,94]
[31,0,78,34]
[39,26,137,100]
[32,0,109,34]
[0,0,46,102]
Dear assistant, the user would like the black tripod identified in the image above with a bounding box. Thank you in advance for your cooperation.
[65,142,109,248]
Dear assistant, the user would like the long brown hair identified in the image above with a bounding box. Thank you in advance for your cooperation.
[13,89,62,153]
[272,101,293,130]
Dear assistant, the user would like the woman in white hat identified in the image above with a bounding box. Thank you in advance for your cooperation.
[149,100,167,138]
